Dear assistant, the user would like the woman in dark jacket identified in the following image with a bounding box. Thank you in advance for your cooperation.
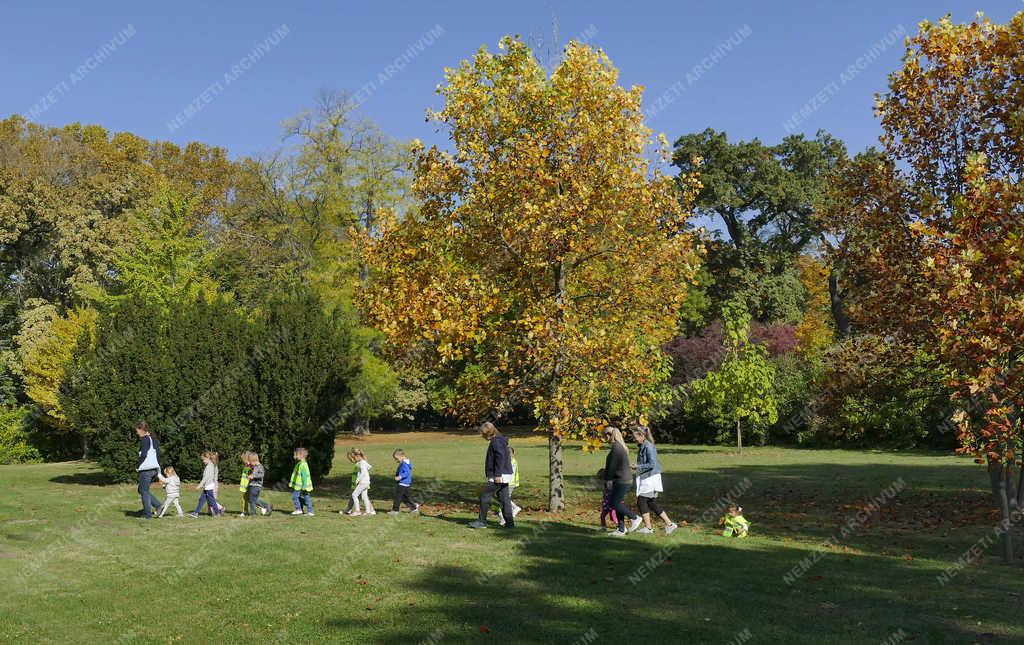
[468,422,515,529]
[603,427,641,536]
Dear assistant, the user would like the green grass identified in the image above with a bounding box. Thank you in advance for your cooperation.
[1,432,1021,644]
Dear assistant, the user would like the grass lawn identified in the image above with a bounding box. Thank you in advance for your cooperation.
[1,431,1022,644]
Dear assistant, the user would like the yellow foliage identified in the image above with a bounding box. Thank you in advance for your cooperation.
[358,37,703,441]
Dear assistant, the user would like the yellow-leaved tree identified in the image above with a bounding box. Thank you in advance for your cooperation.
[359,37,703,510]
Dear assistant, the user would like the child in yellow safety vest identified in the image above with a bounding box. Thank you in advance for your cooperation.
[238,451,253,517]
[721,504,750,538]
[290,447,314,516]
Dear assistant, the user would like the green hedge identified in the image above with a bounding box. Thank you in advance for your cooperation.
[62,292,356,483]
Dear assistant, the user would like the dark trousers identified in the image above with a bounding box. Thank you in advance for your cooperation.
[608,481,637,531]
[479,481,514,527]
[138,469,162,518]
[637,495,663,516]
[392,484,417,511]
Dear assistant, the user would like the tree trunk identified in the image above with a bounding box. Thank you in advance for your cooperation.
[1008,462,1020,510]
[736,417,742,454]
[352,417,371,437]
[80,434,90,460]
[547,260,568,513]
[987,459,1014,563]
[1017,466,1024,511]
[828,270,851,339]
[548,433,565,512]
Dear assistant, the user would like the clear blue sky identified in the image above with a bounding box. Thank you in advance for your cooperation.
[2,1,1019,158]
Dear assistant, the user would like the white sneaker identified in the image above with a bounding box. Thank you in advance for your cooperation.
[628,517,643,533]
[348,511,363,516]
[607,529,627,537]
[366,510,376,516]
[290,510,304,515]
[239,513,246,518]
[498,515,506,527]
[306,512,315,517]
[665,523,678,535]
[512,504,521,517]
[411,505,420,515]
[636,527,654,534]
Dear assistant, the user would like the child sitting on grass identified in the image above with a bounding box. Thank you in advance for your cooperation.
[721,504,750,538]
[290,447,314,516]
[238,451,252,517]
[157,466,183,517]
[189,451,222,518]
[597,468,618,531]
[343,448,375,516]
[388,449,419,515]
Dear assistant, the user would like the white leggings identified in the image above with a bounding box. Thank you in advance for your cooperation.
[159,496,183,517]
[351,482,374,514]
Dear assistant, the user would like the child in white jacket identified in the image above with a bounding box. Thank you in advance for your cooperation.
[342,448,375,516]
[157,466,183,517]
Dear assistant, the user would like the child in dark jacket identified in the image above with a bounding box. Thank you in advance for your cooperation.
[388,449,419,515]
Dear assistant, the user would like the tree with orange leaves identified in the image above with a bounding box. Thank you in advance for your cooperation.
[824,12,1024,560]
[358,37,702,511]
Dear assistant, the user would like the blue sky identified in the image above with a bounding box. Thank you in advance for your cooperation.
[2,1,1020,159]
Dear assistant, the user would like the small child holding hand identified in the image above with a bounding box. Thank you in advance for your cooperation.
[597,468,618,531]
[157,466,183,517]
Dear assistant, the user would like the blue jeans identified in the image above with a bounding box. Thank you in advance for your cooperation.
[194,489,221,515]
[609,481,638,531]
[138,469,162,518]
[248,485,270,515]
[292,490,312,512]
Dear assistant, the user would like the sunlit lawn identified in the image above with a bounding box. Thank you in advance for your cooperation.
[1,431,1021,644]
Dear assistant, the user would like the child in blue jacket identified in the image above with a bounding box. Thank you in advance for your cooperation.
[388,449,419,515]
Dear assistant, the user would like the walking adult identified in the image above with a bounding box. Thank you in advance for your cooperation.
[468,422,515,529]
[603,426,642,536]
[135,421,162,519]
[631,425,678,535]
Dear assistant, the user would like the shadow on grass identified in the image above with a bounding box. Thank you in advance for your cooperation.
[323,518,1020,644]
[49,471,115,486]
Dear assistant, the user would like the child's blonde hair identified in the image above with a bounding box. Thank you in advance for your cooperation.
[249,452,261,465]
[241,450,252,463]
[164,466,177,477]
[393,448,405,459]
[348,447,365,461]
[201,450,220,465]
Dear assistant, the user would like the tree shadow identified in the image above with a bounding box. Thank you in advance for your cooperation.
[322,517,1021,643]
[49,471,116,486]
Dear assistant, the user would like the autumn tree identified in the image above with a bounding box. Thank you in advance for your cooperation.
[686,298,777,452]
[824,13,1024,560]
[359,37,702,510]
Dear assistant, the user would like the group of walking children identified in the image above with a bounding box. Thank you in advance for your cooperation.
[142,435,424,519]
[600,425,679,537]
